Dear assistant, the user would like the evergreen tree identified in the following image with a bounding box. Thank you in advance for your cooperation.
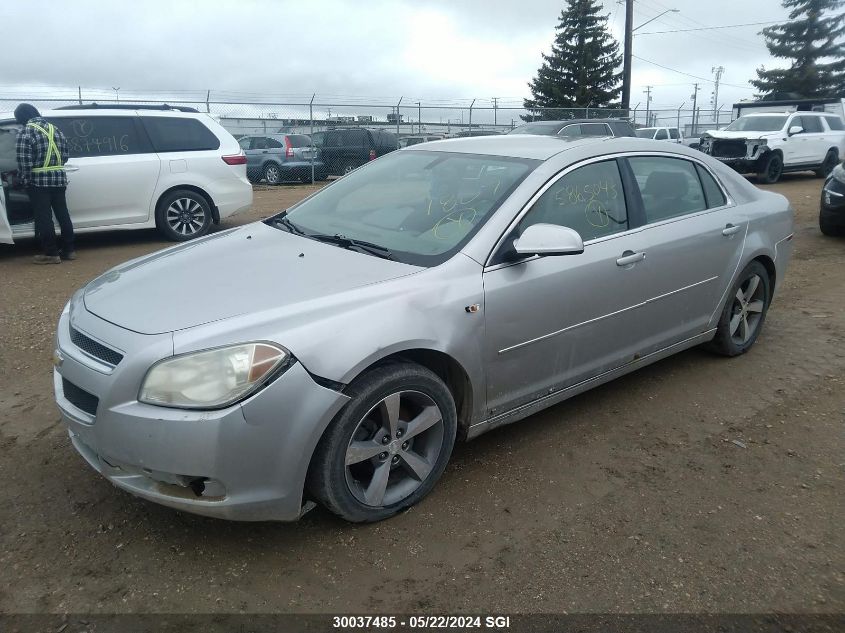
[751,0,845,98]
[523,0,622,120]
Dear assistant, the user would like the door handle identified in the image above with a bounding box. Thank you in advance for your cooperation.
[64,164,79,172]
[722,223,742,236]
[616,250,645,266]
[261,150,269,154]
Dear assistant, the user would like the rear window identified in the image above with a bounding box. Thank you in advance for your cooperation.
[49,116,151,157]
[141,117,220,152]
[824,116,844,131]
[288,135,312,147]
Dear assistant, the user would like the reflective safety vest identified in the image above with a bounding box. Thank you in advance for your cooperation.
[27,121,64,173]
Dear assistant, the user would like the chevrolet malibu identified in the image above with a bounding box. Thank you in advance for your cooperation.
[54,135,794,523]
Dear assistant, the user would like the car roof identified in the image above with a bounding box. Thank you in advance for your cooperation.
[406,135,708,161]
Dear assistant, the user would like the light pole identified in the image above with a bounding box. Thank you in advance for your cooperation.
[112,87,120,103]
[622,5,679,112]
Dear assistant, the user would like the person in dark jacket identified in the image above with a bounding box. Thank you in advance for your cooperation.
[15,103,76,264]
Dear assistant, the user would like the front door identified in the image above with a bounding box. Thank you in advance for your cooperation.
[50,116,161,228]
[483,158,652,416]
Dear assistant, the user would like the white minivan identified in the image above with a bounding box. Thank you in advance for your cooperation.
[0,105,252,244]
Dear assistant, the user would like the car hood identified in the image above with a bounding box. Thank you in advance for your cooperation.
[83,223,421,334]
[702,130,779,141]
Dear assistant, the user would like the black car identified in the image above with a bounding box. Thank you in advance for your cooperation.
[311,128,399,176]
[507,118,637,138]
[820,161,845,236]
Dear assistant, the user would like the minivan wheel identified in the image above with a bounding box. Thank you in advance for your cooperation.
[705,261,771,356]
[343,163,355,175]
[815,150,838,178]
[263,163,282,185]
[155,190,212,241]
[307,363,457,523]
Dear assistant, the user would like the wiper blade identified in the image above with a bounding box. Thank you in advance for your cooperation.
[268,212,305,235]
[307,233,394,260]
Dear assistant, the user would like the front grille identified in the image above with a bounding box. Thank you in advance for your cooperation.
[711,140,747,159]
[69,326,124,366]
[62,378,99,416]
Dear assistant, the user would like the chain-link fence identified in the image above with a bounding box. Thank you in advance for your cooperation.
[0,90,733,184]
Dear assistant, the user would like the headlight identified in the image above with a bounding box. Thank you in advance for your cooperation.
[831,162,845,185]
[139,342,290,409]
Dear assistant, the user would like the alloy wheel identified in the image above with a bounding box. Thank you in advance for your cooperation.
[729,274,766,345]
[265,165,281,184]
[165,198,206,236]
[344,390,445,507]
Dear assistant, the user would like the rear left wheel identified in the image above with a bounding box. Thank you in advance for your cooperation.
[815,150,838,178]
[705,261,771,356]
[307,363,457,522]
[155,190,212,241]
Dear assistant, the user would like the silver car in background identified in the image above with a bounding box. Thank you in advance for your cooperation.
[54,135,793,523]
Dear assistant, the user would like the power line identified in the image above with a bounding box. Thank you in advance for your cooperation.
[632,55,751,89]
[634,20,781,36]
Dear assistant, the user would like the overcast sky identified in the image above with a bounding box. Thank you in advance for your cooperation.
[0,0,794,117]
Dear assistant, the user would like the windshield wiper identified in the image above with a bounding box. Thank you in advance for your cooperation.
[268,212,305,236]
[306,233,395,260]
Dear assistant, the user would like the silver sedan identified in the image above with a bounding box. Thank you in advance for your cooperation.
[54,135,794,522]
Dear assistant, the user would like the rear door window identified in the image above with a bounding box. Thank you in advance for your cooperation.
[695,164,727,208]
[669,128,680,139]
[655,129,669,140]
[48,116,151,157]
[824,116,844,131]
[288,135,312,147]
[580,123,611,136]
[628,156,707,223]
[141,117,221,152]
[518,159,628,242]
[265,137,284,149]
[341,129,367,146]
[250,136,268,150]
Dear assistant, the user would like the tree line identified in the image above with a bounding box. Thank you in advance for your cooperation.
[524,0,845,119]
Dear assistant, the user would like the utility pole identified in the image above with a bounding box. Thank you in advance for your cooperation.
[417,101,421,134]
[492,97,499,127]
[112,87,120,102]
[711,66,724,121]
[621,0,634,114]
[690,83,700,134]
[644,86,653,126]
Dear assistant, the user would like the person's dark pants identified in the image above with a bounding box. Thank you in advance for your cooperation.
[28,186,74,257]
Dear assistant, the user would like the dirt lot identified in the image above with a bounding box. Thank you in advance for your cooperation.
[0,175,842,615]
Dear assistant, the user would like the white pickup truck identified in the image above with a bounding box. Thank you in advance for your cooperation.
[699,111,845,183]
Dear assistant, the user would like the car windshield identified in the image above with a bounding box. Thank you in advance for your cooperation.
[635,128,657,138]
[724,115,788,132]
[278,150,538,266]
[508,123,563,135]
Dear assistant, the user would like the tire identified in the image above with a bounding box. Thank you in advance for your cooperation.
[263,163,282,185]
[342,163,356,176]
[814,150,838,178]
[307,362,457,523]
[155,189,213,242]
[757,153,783,184]
[705,260,771,356]
[819,213,844,237]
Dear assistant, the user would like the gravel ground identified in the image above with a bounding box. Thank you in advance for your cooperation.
[0,175,842,615]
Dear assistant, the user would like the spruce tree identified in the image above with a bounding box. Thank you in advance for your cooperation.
[750,0,845,98]
[523,0,622,120]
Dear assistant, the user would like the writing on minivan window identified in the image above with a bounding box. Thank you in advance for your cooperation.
[51,117,138,157]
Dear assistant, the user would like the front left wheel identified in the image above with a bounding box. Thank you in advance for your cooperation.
[307,363,457,522]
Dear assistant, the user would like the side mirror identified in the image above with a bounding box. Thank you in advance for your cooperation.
[513,223,584,256]
[788,125,804,136]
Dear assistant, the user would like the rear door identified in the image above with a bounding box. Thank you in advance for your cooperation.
[623,154,746,351]
[342,129,368,169]
[240,136,260,172]
[49,115,161,227]
[799,115,827,162]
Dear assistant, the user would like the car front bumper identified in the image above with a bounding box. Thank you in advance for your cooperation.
[55,305,350,521]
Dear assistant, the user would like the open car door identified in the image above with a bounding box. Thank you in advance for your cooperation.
[0,191,12,244]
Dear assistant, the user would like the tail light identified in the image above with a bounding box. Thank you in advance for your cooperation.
[285,137,294,158]
[222,153,247,165]
[369,149,376,161]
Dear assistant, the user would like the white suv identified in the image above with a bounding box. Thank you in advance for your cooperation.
[635,126,683,143]
[0,105,252,244]
[700,111,845,184]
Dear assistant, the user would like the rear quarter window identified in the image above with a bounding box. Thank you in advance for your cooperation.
[141,117,221,152]
[48,116,151,157]
[695,164,727,208]
[824,116,844,131]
